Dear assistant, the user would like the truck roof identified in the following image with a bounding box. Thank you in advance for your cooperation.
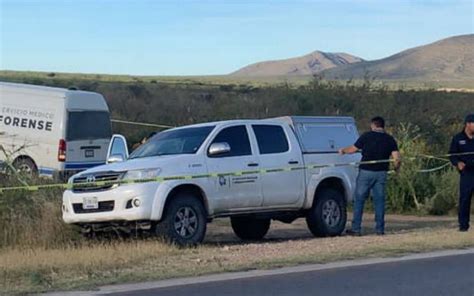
[0,81,100,98]
[272,116,355,124]
[167,116,355,131]
[169,119,265,130]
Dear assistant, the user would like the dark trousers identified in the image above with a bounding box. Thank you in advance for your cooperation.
[459,174,474,230]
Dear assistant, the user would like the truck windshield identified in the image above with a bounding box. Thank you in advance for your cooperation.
[129,126,215,159]
[66,111,112,141]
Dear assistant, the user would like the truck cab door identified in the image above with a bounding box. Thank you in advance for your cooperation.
[205,124,263,212]
[250,124,305,207]
[106,134,129,164]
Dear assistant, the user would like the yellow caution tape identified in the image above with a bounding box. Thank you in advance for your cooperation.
[0,152,472,193]
[110,119,174,129]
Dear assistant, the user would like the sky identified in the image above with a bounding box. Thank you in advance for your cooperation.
[0,0,473,76]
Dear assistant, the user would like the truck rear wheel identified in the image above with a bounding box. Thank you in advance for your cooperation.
[13,157,37,176]
[306,188,346,237]
[154,193,207,246]
[231,217,271,240]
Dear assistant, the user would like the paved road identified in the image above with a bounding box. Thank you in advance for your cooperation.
[109,253,474,296]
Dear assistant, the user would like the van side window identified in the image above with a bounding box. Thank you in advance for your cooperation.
[252,125,289,154]
[210,125,251,157]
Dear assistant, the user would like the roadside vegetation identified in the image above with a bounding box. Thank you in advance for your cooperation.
[2,70,474,89]
[0,72,473,294]
[1,70,472,149]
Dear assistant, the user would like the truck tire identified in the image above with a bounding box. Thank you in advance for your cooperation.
[231,217,271,240]
[306,188,346,237]
[13,157,38,176]
[154,193,207,246]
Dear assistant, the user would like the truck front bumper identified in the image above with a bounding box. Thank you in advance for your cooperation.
[62,182,169,224]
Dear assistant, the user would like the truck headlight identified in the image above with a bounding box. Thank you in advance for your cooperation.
[122,168,161,182]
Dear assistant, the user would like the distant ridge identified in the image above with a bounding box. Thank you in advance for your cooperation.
[230,51,364,76]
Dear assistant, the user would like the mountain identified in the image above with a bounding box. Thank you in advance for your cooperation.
[230,51,364,76]
[322,34,474,80]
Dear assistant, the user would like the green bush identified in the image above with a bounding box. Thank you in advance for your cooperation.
[386,123,432,212]
[385,123,460,215]
[426,169,459,215]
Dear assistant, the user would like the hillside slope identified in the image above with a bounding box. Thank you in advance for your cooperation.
[231,51,363,76]
[322,34,474,80]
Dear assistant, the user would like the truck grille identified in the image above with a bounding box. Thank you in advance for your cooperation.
[72,172,123,193]
[72,201,115,214]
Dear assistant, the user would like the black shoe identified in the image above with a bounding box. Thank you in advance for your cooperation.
[346,229,362,236]
[459,228,469,232]
[376,232,385,236]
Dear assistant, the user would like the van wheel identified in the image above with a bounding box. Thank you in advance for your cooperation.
[306,188,346,237]
[231,217,271,240]
[13,157,37,176]
[154,193,207,246]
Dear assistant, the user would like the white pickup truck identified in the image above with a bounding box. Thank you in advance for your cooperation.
[62,116,361,245]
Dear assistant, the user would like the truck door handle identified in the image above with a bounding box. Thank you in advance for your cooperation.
[247,163,259,167]
[288,161,299,165]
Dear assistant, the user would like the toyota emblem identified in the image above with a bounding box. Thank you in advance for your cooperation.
[86,175,96,183]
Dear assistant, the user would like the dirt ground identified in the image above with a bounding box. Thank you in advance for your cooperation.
[204,213,459,244]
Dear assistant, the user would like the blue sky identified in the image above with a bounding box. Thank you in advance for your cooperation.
[0,0,473,75]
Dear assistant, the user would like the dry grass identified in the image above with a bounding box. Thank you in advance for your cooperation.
[0,190,78,249]
[1,215,473,295]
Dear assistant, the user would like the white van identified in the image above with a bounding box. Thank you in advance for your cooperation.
[0,82,112,180]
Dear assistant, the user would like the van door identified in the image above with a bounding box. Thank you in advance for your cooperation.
[65,110,112,171]
[251,124,305,207]
[205,124,263,212]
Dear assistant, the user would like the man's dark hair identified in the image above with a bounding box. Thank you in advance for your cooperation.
[465,114,474,124]
[371,116,385,128]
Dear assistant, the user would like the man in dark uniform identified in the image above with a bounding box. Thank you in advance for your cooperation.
[449,114,474,232]
[339,116,401,236]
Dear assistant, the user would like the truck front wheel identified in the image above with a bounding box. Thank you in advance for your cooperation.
[154,193,207,246]
[231,217,271,240]
[306,188,346,237]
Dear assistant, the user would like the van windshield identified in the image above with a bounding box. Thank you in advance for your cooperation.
[66,111,112,141]
[129,126,215,159]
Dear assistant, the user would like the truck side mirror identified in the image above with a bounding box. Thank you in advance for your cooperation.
[208,142,231,156]
[107,154,125,164]
[107,134,129,164]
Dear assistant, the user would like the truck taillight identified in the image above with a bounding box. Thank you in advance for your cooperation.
[58,139,66,162]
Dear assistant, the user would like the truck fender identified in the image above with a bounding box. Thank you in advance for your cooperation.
[304,171,354,209]
[150,181,211,221]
